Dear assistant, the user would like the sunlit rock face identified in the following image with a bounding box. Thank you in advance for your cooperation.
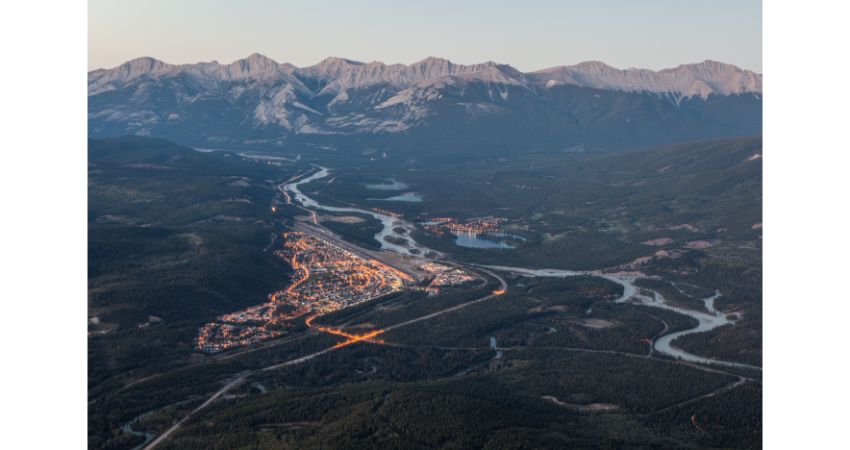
[88,54,761,151]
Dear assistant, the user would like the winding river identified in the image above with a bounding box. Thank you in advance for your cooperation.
[283,167,434,256]
[282,165,758,370]
[481,265,758,370]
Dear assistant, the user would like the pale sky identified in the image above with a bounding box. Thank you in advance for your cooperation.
[89,0,762,72]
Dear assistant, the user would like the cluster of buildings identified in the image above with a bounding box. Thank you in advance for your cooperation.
[419,216,506,235]
[419,262,478,295]
[195,322,284,353]
[195,232,412,353]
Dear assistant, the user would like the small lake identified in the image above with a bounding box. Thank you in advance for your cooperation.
[364,179,409,191]
[453,232,521,249]
[369,192,423,202]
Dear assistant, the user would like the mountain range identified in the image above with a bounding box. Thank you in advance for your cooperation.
[88,54,762,153]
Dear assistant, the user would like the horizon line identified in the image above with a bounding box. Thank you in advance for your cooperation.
[89,53,762,74]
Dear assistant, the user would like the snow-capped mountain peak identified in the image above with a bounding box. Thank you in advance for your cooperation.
[223,53,285,77]
[529,60,761,99]
[88,54,762,146]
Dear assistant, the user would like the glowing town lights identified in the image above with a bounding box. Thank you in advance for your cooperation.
[194,232,410,353]
[420,216,507,236]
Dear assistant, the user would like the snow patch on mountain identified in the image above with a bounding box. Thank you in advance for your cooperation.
[530,60,761,99]
[88,54,762,138]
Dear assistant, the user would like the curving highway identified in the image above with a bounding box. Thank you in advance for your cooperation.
[140,162,755,448]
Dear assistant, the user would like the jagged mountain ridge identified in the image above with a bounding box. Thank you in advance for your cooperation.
[88,54,762,151]
[89,54,759,97]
